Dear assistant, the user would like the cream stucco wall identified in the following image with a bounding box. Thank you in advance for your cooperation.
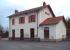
[9,6,53,39]
[38,25,56,39]
[9,6,66,40]
[38,20,66,40]
[9,12,38,38]
[38,7,53,25]
[55,20,66,39]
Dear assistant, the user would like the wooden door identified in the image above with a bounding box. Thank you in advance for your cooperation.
[20,29,24,40]
[44,27,49,39]
[12,30,15,40]
[30,28,34,39]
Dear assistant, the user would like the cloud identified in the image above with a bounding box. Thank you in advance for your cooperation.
[6,0,23,5]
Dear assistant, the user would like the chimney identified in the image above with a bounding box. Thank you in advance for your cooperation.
[43,2,46,6]
[15,10,18,14]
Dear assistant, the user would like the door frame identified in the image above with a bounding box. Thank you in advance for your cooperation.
[12,29,15,40]
[30,28,35,39]
[20,29,24,40]
[44,27,49,39]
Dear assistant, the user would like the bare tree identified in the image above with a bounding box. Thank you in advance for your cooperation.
[0,24,3,34]
[66,17,70,38]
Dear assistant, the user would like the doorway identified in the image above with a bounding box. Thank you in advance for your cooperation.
[44,27,49,39]
[30,28,34,39]
[12,30,15,40]
[20,29,24,40]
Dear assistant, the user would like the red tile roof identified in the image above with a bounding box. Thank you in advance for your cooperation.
[8,5,55,17]
[40,16,65,26]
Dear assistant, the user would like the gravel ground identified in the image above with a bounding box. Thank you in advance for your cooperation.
[0,40,70,50]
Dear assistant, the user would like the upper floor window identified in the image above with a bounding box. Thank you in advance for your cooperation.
[19,17,25,24]
[45,12,50,15]
[12,19,15,25]
[29,15,36,22]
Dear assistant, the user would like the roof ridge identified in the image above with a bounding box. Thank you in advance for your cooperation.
[8,5,55,17]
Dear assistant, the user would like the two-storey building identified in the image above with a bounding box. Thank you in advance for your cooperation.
[8,2,66,41]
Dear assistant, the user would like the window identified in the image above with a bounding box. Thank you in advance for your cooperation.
[29,15,36,22]
[19,17,25,24]
[45,12,50,15]
[12,19,15,25]
[44,27,49,30]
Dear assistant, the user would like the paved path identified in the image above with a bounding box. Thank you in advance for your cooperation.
[0,40,70,50]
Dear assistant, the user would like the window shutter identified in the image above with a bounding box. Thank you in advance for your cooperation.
[32,15,35,22]
[19,18,21,24]
[29,16,31,22]
[19,17,25,24]
[22,17,25,23]
[29,15,36,22]
[12,19,15,25]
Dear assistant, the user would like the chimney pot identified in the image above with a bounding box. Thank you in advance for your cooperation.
[43,2,46,6]
[15,10,18,14]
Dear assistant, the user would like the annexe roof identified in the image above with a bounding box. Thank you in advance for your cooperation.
[39,16,65,26]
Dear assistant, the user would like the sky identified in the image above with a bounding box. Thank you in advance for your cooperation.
[0,0,70,29]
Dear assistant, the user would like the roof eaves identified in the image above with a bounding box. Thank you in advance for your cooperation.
[47,5,55,17]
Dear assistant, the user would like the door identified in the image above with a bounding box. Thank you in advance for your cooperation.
[30,28,34,39]
[44,27,49,39]
[20,29,24,40]
[12,30,15,40]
